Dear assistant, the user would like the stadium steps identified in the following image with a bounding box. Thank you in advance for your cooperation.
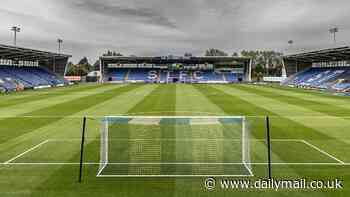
[31,69,52,85]
[2,69,34,87]
[281,67,312,85]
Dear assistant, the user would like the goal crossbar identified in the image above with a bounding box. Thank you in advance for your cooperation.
[98,116,252,177]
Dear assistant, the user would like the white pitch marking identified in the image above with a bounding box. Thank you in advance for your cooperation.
[96,174,254,178]
[3,140,50,164]
[2,139,348,167]
[98,162,250,165]
[1,114,350,119]
[3,162,349,166]
[301,140,345,164]
[96,162,108,176]
[48,138,303,142]
[243,162,254,176]
[104,115,244,119]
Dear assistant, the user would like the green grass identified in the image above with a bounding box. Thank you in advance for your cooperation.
[100,118,246,176]
[0,83,349,196]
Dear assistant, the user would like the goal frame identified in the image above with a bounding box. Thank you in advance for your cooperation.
[97,115,253,178]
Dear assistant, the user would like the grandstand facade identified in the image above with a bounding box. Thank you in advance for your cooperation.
[99,56,252,83]
[0,44,71,92]
[282,46,350,93]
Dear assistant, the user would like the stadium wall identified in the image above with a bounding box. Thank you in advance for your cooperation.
[99,56,252,83]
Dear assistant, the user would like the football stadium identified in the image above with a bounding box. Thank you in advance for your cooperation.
[0,44,349,196]
[1,1,350,196]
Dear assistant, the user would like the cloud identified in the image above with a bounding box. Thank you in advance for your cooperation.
[1,0,350,62]
[71,0,177,28]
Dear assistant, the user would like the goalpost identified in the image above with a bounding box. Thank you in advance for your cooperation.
[97,116,253,177]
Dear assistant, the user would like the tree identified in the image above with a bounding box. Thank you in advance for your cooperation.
[254,64,264,82]
[232,52,239,57]
[103,50,112,56]
[204,48,228,56]
[93,60,99,67]
[240,50,284,79]
[93,60,100,71]
[184,52,192,57]
[76,64,89,76]
[103,50,123,56]
[65,57,93,76]
[65,64,89,76]
[78,57,89,65]
[77,57,93,72]
[65,62,75,76]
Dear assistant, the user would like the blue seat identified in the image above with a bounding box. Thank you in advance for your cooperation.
[0,65,65,91]
[283,67,350,91]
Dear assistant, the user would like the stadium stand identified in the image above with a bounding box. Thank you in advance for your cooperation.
[0,66,66,91]
[283,47,350,93]
[228,73,243,82]
[0,44,71,92]
[159,70,168,83]
[199,71,224,82]
[179,71,191,83]
[128,68,153,82]
[282,67,350,93]
[107,68,128,82]
[0,77,17,92]
[100,56,252,84]
[106,68,243,84]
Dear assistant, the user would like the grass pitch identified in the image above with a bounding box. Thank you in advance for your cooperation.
[0,83,349,196]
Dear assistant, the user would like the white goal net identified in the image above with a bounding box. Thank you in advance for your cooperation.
[97,116,252,177]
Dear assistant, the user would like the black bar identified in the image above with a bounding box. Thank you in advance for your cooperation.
[266,116,272,179]
[78,116,87,183]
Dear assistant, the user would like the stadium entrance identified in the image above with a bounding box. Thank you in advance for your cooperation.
[99,56,252,84]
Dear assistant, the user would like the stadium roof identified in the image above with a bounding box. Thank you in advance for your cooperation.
[100,56,251,64]
[283,46,350,62]
[0,44,71,62]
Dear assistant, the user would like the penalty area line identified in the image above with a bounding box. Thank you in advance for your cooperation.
[96,174,255,178]
[3,140,50,164]
[301,140,345,164]
[2,162,350,166]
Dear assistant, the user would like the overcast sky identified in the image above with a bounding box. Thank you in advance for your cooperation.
[1,0,350,63]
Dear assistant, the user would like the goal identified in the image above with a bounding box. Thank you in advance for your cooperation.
[97,116,252,177]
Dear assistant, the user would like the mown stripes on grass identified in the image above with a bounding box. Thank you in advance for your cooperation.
[175,84,225,115]
[194,85,331,139]
[0,85,123,118]
[31,85,178,196]
[0,84,110,109]
[194,84,347,176]
[127,84,176,115]
[127,85,177,175]
[235,84,350,117]
[6,85,157,194]
[222,85,350,164]
[216,84,350,160]
[0,85,142,144]
[3,84,350,197]
[223,85,350,142]
[270,84,350,100]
